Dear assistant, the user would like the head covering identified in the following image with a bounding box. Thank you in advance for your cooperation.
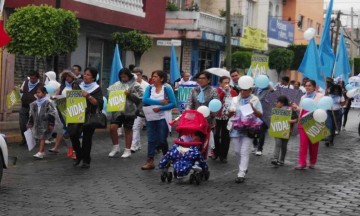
[45,71,57,84]
[60,70,77,81]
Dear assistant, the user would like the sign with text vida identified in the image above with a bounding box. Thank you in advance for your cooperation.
[107,90,126,112]
[6,89,21,109]
[269,108,292,139]
[66,90,86,123]
[299,112,330,144]
[55,98,67,122]
[268,17,294,44]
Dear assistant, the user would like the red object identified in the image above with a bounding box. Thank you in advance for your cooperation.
[0,22,11,48]
[216,87,238,117]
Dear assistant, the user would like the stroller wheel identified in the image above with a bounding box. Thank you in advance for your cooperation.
[204,171,210,181]
[161,172,167,182]
[195,173,201,185]
[189,174,195,184]
[167,172,173,183]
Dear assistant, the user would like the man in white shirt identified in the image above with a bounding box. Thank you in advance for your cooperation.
[130,67,149,152]
[274,76,294,90]
[175,72,197,89]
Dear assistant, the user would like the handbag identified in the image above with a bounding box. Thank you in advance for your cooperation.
[84,110,107,129]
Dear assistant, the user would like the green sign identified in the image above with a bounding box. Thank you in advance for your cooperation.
[6,89,21,109]
[54,98,67,121]
[269,108,292,139]
[107,90,126,112]
[177,84,197,111]
[299,112,330,144]
[250,54,269,76]
[66,90,86,123]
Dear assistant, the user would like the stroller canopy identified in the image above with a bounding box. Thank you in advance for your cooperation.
[176,110,209,136]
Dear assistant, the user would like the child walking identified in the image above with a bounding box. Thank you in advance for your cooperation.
[271,96,298,166]
[27,86,63,159]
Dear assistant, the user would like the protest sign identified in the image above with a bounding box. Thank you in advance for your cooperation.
[66,90,86,123]
[6,89,21,109]
[107,90,126,112]
[299,112,330,144]
[269,108,292,139]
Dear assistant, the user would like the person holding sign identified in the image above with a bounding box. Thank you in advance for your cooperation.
[107,68,143,158]
[69,67,104,169]
[228,77,263,184]
[19,70,42,146]
[270,96,298,166]
[27,86,63,159]
[141,70,177,170]
[291,80,323,170]
[214,76,237,163]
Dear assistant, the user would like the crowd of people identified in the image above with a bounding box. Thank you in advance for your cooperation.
[18,66,355,182]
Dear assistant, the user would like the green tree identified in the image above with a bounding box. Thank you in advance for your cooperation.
[354,57,360,76]
[269,48,294,81]
[6,4,79,70]
[231,51,252,70]
[112,30,153,66]
[287,44,307,70]
[166,1,179,11]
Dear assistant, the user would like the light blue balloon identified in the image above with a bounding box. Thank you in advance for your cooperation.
[208,99,222,112]
[254,75,270,89]
[345,84,353,91]
[45,84,55,95]
[269,81,274,87]
[317,96,333,110]
[300,98,317,112]
[102,96,108,112]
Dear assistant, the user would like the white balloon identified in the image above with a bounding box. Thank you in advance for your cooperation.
[238,75,254,90]
[346,88,357,98]
[313,109,327,123]
[197,105,210,118]
[304,28,316,40]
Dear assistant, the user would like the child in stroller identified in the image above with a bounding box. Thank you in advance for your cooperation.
[159,110,210,184]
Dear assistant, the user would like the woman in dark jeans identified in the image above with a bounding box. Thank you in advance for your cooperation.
[69,67,104,169]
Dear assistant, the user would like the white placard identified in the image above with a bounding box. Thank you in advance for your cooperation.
[142,106,165,121]
[157,40,182,46]
[24,129,36,151]
[239,104,254,116]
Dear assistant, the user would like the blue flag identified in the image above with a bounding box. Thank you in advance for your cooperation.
[333,32,351,84]
[109,44,123,86]
[319,0,335,78]
[170,46,180,84]
[298,38,325,89]
[246,67,252,76]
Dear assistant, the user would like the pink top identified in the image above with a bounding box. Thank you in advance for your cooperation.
[298,92,323,129]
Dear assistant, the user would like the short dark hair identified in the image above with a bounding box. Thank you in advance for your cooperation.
[28,70,40,78]
[282,76,290,83]
[84,67,98,82]
[37,85,48,94]
[129,64,135,71]
[219,76,230,83]
[195,71,211,80]
[118,68,134,80]
[230,69,239,75]
[306,79,317,88]
[151,70,167,84]
[73,65,82,71]
[277,95,289,106]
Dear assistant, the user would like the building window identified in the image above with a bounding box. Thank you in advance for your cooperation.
[246,0,254,26]
[316,23,321,35]
[297,15,304,29]
[168,0,186,10]
[269,2,273,17]
[275,5,279,18]
[307,18,313,28]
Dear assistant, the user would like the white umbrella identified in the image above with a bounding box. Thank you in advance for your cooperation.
[205,68,230,78]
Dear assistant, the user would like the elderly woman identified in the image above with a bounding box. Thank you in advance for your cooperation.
[69,67,104,169]
[186,71,219,158]
[108,68,143,158]
[228,82,263,183]
[141,70,177,170]
[292,79,323,170]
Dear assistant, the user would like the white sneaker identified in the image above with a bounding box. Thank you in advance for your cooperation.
[108,145,120,157]
[255,151,262,156]
[121,148,131,158]
[33,152,45,159]
[130,145,141,152]
[335,130,339,135]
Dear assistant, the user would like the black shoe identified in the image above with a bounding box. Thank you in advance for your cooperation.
[271,160,279,166]
[235,177,245,183]
[73,159,82,167]
[81,162,90,169]
[325,142,330,147]
[277,161,284,166]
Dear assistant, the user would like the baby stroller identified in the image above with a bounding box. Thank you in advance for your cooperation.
[159,110,210,185]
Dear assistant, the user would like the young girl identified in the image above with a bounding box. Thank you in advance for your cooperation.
[27,86,63,159]
[271,96,298,166]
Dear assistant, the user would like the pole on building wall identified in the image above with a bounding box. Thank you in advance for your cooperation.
[225,0,232,69]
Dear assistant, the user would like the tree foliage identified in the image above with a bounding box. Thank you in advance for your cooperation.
[354,57,360,76]
[112,30,153,66]
[287,44,307,70]
[231,51,252,69]
[269,48,294,80]
[6,5,79,58]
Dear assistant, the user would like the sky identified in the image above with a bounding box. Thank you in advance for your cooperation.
[324,0,360,28]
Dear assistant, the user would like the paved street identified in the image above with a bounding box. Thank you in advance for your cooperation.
[1,109,360,216]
